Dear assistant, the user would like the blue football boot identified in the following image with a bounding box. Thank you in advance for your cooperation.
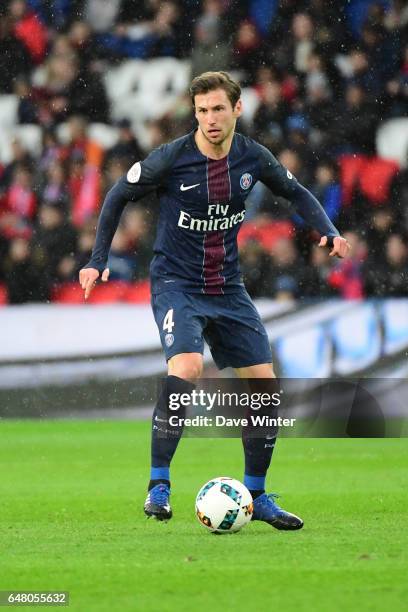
[252,493,303,530]
[144,484,172,521]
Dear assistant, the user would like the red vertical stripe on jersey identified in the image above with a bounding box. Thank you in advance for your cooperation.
[207,157,231,202]
[203,157,230,294]
[203,231,225,294]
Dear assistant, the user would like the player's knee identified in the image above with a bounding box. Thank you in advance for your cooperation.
[235,362,275,378]
[172,363,203,382]
[168,354,203,382]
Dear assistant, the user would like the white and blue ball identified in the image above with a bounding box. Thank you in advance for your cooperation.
[195,477,253,534]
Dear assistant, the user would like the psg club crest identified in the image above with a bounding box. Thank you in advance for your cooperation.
[165,333,174,347]
[240,172,252,190]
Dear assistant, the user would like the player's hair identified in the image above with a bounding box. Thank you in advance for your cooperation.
[190,71,241,108]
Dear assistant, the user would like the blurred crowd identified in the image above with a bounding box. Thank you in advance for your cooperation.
[0,0,407,303]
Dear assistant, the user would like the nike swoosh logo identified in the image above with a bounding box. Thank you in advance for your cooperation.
[180,183,200,191]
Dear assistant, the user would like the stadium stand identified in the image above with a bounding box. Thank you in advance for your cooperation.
[0,0,407,305]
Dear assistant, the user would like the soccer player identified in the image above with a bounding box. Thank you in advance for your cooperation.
[80,71,350,530]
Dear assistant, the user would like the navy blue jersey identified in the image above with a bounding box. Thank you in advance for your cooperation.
[86,131,339,294]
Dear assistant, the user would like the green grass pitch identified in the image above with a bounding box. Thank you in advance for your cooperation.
[0,420,407,612]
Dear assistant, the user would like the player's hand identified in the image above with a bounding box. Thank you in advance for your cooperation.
[319,236,351,258]
[79,267,110,300]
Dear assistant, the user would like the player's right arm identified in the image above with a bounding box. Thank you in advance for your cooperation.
[79,145,171,299]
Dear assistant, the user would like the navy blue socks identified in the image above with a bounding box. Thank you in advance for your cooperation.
[149,375,195,490]
[149,374,279,498]
[242,378,279,498]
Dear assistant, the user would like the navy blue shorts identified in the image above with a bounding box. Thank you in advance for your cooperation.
[151,288,272,370]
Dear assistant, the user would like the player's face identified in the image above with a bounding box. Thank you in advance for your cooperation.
[194,89,242,146]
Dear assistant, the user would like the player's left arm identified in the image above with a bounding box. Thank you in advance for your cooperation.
[257,146,350,258]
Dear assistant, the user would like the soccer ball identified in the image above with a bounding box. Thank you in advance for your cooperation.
[195,477,253,534]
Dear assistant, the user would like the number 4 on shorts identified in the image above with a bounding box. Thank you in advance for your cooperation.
[163,308,175,333]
